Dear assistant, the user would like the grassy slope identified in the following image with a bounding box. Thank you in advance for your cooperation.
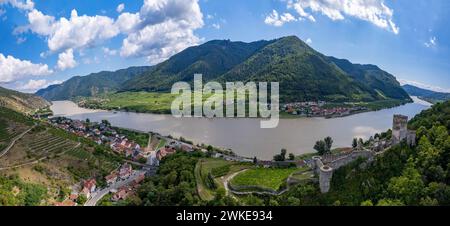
[77,91,408,117]
[0,107,123,205]
[230,168,297,191]
[195,158,251,201]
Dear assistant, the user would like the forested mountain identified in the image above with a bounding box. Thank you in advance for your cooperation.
[328,57,410,100]
[123,36,410,103]
[403,84,450,104]
[36,66,152,100]
[36,36,410,104]
[121,39,273,92]
[0,86,49,114]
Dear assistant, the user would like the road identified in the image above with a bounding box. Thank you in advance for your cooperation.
[0,126,34,159]
[84,170,146,206]
[223,169,248,196]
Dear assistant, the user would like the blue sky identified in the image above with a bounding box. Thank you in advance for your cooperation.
[0,0,449,93]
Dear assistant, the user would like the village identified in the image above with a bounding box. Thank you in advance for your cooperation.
[46,113,414,205]
[48,117,197,206]
[282,101,368,118]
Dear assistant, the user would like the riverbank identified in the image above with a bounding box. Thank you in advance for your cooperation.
[50,99,430,160]
[74,91,413,119]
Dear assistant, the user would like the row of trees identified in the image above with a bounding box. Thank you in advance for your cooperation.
[273,149,295,162]
[314,137,333,155]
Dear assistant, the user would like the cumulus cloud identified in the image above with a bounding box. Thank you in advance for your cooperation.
[306,38,312,44]
[16,0,204,65]
[0,0,34,10]
[102,47,117,56]
[57,48,76,71]
[116,3,124,13]
[271,0,398,34]
[264,10,297,27]
[0,53,53,83]
[118,0,204,64]
[211,23,220,29]
[424,36,437,48]
[16,79,62,92]
[16,9,119,53]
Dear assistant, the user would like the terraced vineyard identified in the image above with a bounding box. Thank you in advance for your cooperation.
[66,148,120,178]
[26,132,78,159]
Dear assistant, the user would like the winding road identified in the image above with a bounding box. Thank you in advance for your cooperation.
[84,170,146,206]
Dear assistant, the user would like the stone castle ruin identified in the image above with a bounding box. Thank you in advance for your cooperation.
[312,114,416,193]
[392,114,416,146]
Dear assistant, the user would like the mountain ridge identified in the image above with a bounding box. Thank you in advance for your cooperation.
[0,86,50,114]
[36,66,153,100]
[37,36,411,104]
[402,84,450,104]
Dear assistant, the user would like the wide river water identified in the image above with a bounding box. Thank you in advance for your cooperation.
[50,97,431,160]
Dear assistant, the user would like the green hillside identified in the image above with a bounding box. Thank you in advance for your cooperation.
[122,36,410,103]
[403,84,450,104]
[121,39,273,92]
[0,86,49,114]
[36,66,152,100]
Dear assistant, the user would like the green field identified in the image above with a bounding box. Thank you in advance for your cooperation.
[230,168,297,191]
[195,158,251,201]
[76,91,410,118]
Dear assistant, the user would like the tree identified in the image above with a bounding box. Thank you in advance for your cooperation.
[76,194,87,205]
[361,200,374,206]
[376,199,404,206]
[314,140,327,156]
[280,149,287,161]
[324,137,333,152]
[274,149,287,161]
[387,158,424,205]
[288,153,295,161]
[352,138,358,149]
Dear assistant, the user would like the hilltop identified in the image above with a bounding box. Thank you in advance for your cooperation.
[402,84,450,104]
[36,66,152,101]
[123,36,410,103]
[37,36,410,105]
[0,86,49,114]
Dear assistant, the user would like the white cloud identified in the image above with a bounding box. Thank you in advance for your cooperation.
[306,38,312,44]
[16,0,204,65]
[115,12,141,33]
[20,9,119,53]
[102,47,117,56]
[116,3,125,13]
[0,0,34,11]
[211,23,220,29]
[57,48,76,71]
[16,36,26,44]
[264,10,297,27]
[424,36,437,48]
[276,0,399,34]
[16,79,62,92]
[0,53,53,83]
[119,0,204,64]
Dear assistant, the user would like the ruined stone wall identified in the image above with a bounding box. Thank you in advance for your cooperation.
[313,151,376,193]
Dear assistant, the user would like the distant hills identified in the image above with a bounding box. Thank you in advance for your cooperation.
[36,66,152,100]
[402,84,450,104]
[37,36,410,103]
[0,86,49,114]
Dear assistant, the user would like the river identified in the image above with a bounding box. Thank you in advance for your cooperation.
[50,97,430,160]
